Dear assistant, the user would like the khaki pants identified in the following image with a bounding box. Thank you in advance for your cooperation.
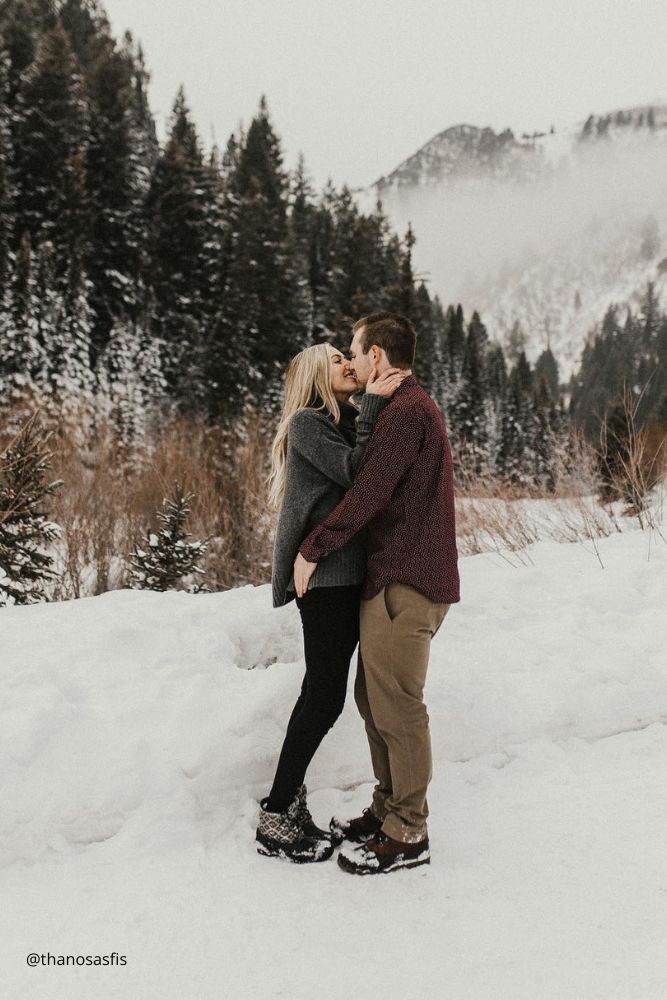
[354,583,450,843]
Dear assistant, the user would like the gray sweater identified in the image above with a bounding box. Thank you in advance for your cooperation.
[271,393,390,607]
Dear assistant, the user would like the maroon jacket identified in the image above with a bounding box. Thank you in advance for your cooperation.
[299,374,460,604]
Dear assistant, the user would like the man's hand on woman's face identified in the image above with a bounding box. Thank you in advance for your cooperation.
[294,552,318,598]
[365,367,409,397]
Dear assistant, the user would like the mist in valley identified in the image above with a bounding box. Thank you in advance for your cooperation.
[359,123,667,374]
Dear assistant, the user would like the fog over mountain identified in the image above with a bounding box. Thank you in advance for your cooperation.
[355,105,667,379]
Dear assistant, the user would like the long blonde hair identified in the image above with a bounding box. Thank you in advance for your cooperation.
[268,344,347,509]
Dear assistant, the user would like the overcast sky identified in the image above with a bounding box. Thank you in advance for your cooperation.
[102,0,667,192]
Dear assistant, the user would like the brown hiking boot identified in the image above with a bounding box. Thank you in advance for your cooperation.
[329,807,383,845]
[337,830,430,875]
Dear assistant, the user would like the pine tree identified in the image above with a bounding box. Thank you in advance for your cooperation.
[596,397,633,503]
[50,251,95,401]
[442,304,466,435]
[13,22,90,285]
[0,408,63,606]
[127,482,209,592]
[506,319,526,364]
[96,311,165,452]
[61,2,151,357]
[145,86,222,404]
[205,129,251,407]
[485,342,508,463]
[58,0,110,68]
[362,200,395,310]
[535,346,559,398]
[214,96,307,411]
[287,152,316,343]
[125,38,159,175]
[0,0,58,103]
[497,351,534,482]
[0,47,15,306]
[429,295,451,414]
[384,222,417,321]
[570,287,667,438]
[328,184,363,321]
[412,282,439,396]
[532,375,557,489]
[0,230,45,401]
[452,311,490,471]
[307,179,338,337]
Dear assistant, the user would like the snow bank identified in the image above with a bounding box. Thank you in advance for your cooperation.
[1,585,303,867]
[1,522,666,999]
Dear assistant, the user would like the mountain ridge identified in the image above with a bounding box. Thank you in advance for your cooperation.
[353,101,667,379]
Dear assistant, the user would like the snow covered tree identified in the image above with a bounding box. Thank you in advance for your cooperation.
[327,184,363,321]
[412,282,440,397]
[535,346,559,399]
[306,179,337,338]
[145,86,221,403]
[287,152,316,342]
[485,342,508,463]
[124,37,159,177]
[12,22,90,286]
[570,287,667,437]
[0,408,63,606]
[0,0,58,103]
[497,351,534,482]
[127,482,209,592]
[506,319,527,365]
[0,230,45,403]
[441,304,466,432]
[51,254,95,401]
[454,311,491,470]
[389,222,417,319]
[213,95,308,412]
[531,374,559,489]
[60,1,151,357]
[96,311,165,452]
[0,47,15,306]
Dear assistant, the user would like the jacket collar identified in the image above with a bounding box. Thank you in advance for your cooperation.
[393,372,417,396]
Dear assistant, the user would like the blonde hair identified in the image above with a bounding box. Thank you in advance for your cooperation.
[268,344,350,509]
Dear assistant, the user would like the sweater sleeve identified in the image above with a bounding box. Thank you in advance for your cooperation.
[298,406,425,563]
[287,393,389,489]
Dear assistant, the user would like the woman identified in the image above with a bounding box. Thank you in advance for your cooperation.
[256,342,406,863]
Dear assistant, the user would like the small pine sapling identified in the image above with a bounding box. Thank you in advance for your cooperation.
[0,409,63,607]
[128,482,209,592]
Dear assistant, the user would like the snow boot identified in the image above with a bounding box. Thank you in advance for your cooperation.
[337,830,430,875]
[295,784,333,842]
[329,806,383,845]
[256,796,334,863]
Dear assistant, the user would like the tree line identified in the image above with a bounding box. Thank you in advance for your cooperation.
[11,0,666,495]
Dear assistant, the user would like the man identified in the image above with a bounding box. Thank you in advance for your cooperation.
[293,311,460,876]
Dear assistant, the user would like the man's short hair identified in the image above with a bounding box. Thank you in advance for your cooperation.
[352,311,416,368]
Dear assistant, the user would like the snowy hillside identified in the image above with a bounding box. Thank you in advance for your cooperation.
[355,104,667,378]
[2,506,667,999]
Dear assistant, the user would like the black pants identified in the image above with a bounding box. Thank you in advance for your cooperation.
[266,584,362,813]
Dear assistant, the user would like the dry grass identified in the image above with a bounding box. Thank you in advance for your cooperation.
[3,395,664,600]
[596,387,667,531]
[452,428,653,567]
[2,397,276,600]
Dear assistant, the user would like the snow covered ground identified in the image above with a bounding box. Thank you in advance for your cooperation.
[2,511,667,999]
